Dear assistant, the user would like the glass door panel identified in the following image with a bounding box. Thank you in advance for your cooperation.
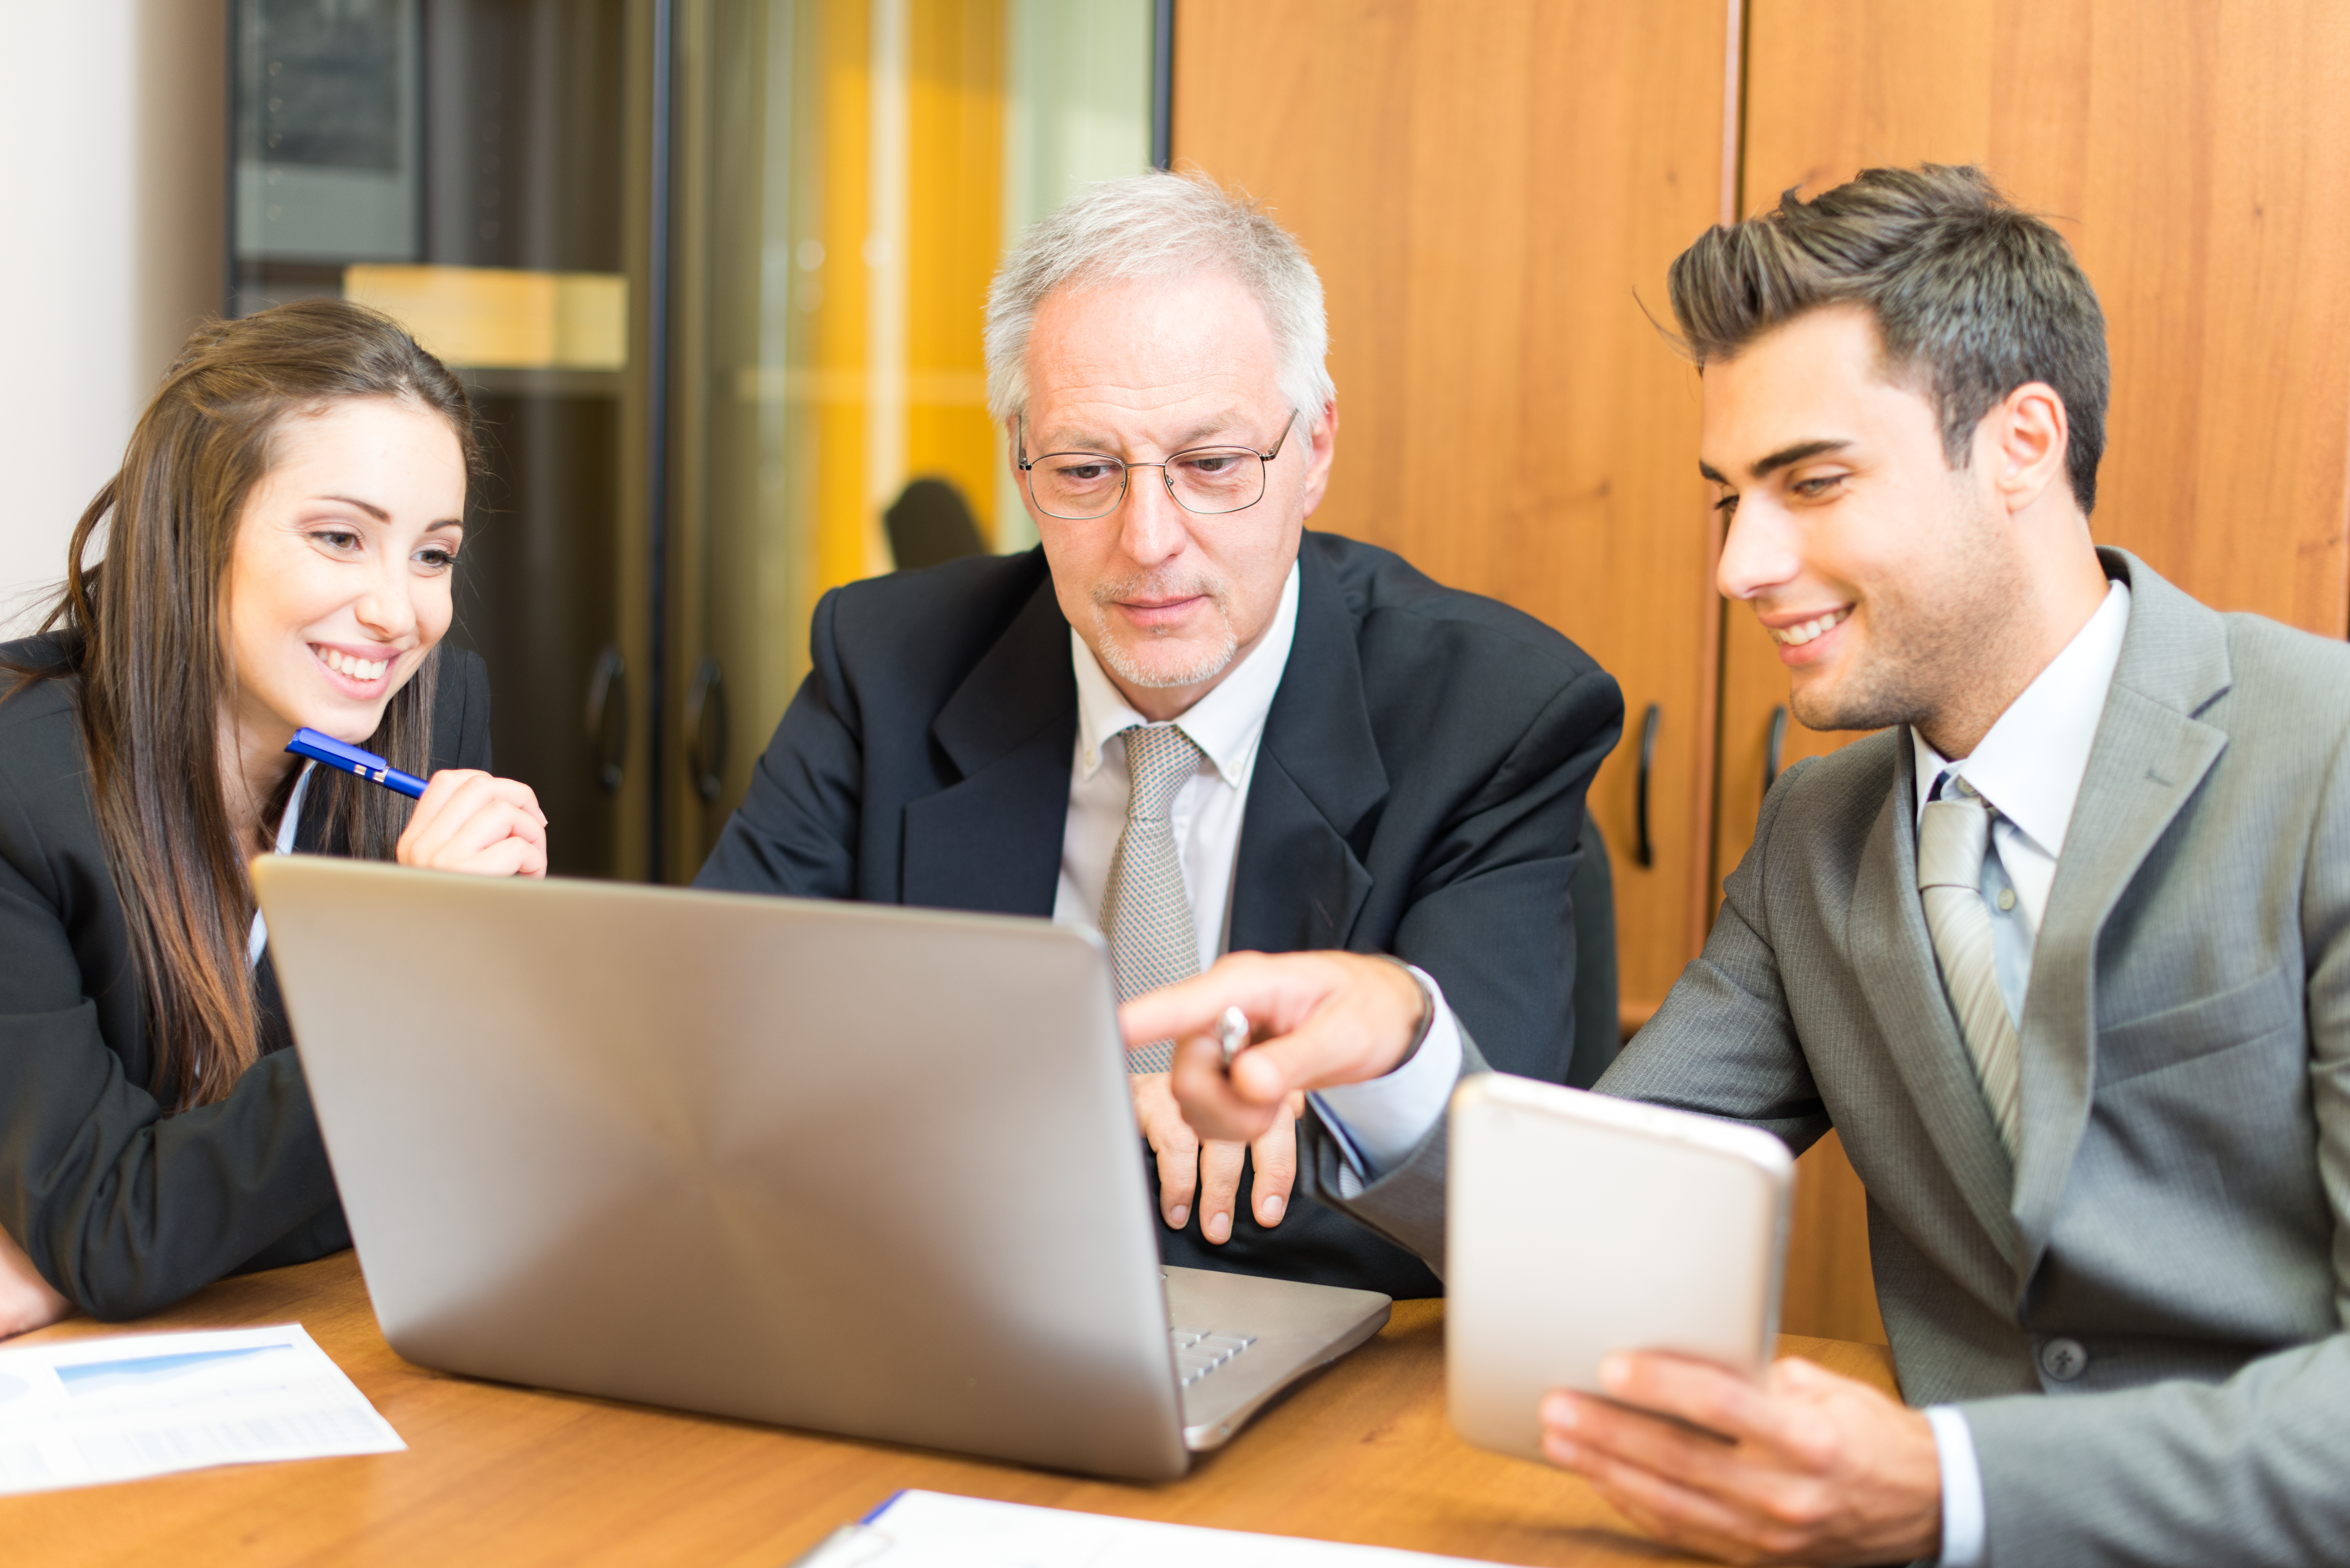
[668,0,1153,875]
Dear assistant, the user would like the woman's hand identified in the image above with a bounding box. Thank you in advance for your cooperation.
[0,1224,72,1339]
[396,770,549,878]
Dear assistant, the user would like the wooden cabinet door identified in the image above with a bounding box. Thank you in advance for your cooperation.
[1728,0,2350,1341]
[1173,0,1741,1021]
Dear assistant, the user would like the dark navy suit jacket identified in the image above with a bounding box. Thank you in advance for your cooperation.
[696,531,1622,1296]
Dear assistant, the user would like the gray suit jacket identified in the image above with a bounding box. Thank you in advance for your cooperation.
[1302,550,2350,1567]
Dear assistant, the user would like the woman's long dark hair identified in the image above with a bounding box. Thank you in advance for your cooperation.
[6,300,478,1109]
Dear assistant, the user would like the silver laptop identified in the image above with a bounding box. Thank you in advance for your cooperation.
[252,856,1390,1481]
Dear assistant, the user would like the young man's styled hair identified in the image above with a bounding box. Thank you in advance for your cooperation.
[1669,164,2111,512]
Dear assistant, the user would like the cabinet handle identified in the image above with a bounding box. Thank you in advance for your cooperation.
[685,657,728,804]
[584,645,628,795]
[1764,704,1789,796]
[1634,702,1661,869]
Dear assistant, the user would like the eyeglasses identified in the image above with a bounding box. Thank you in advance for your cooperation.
[1016,411,1297,521]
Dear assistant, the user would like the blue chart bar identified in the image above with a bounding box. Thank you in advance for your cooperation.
[55,1346,283,1397]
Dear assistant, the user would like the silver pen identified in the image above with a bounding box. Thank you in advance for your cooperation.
[1216,1005,1251,1067]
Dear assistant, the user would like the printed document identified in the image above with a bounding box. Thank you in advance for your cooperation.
[793,1489,1514,1566]
[0,1323,404,1494]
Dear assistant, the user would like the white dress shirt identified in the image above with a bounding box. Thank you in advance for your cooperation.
[245,760,316,967]
[1052,562,1301,966]
[1910,580,2133,931]
[1315,579,2134,1568]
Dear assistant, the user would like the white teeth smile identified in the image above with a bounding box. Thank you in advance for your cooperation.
[1773,608,1850,647]
[317,647,390,681]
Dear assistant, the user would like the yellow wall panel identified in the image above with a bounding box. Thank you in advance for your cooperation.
[812,0,875,595]
[905,0,1004,542]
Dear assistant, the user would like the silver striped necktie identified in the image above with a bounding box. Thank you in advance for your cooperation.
[1103,724,1205,1074]
[1916,778,2024,1155]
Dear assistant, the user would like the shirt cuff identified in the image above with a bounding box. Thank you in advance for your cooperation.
[1924,1405,1986,1568]
[1307,974,1463,1178]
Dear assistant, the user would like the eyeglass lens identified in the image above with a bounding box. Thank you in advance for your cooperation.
[1027,448,1267,520]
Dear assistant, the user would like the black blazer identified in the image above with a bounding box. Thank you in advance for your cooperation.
[0,636,493,1320]
[697,533,1624,1297]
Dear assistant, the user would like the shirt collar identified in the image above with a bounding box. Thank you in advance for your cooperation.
[1072,559,1301,785]
[1911,578,2132,856]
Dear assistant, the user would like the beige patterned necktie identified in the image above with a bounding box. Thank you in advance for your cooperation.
[1916,778,2024,1155]
[1103,724,1205,1073]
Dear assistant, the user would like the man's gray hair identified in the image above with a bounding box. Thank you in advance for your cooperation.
[984,170,1335,426]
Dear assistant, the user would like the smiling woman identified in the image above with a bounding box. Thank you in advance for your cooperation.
[0,300,548,1335]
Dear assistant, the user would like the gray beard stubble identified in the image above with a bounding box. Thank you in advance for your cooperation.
[1089,571,1239,690]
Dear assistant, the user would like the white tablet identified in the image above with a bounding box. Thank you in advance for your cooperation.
[1445,1073,1794,1463]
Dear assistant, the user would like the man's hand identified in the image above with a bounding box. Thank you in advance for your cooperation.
[1130,1072,1303,1240]
[1119,951,1425,1143]
[1540,1351,1943,1566]
[397,770,550,879]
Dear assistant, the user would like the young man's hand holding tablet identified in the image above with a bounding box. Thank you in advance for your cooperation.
[1445,1074,1791,1461]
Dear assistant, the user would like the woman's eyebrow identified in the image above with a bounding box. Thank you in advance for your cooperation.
[315,494,392,521]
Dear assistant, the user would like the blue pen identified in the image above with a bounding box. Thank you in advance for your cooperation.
[285,727,430,799]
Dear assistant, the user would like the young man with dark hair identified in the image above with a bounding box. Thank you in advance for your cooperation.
[1135,165,2350,1566]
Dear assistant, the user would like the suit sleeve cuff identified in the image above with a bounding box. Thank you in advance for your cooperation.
[1924,1404,1985,1567]
[1307,971,1462,1178]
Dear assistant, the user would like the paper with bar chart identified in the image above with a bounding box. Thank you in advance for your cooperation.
[0,1324,402,1494]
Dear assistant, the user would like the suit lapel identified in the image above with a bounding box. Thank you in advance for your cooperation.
[1852,736,2020,1270]
[901,575,1077,916]
[2012,550,2232,1282]
[1229,541,1387,953]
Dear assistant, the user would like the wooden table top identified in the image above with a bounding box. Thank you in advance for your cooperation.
[6,1252,1897,1567]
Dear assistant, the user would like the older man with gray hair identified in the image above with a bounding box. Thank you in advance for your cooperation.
[698,171,1622,1297]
